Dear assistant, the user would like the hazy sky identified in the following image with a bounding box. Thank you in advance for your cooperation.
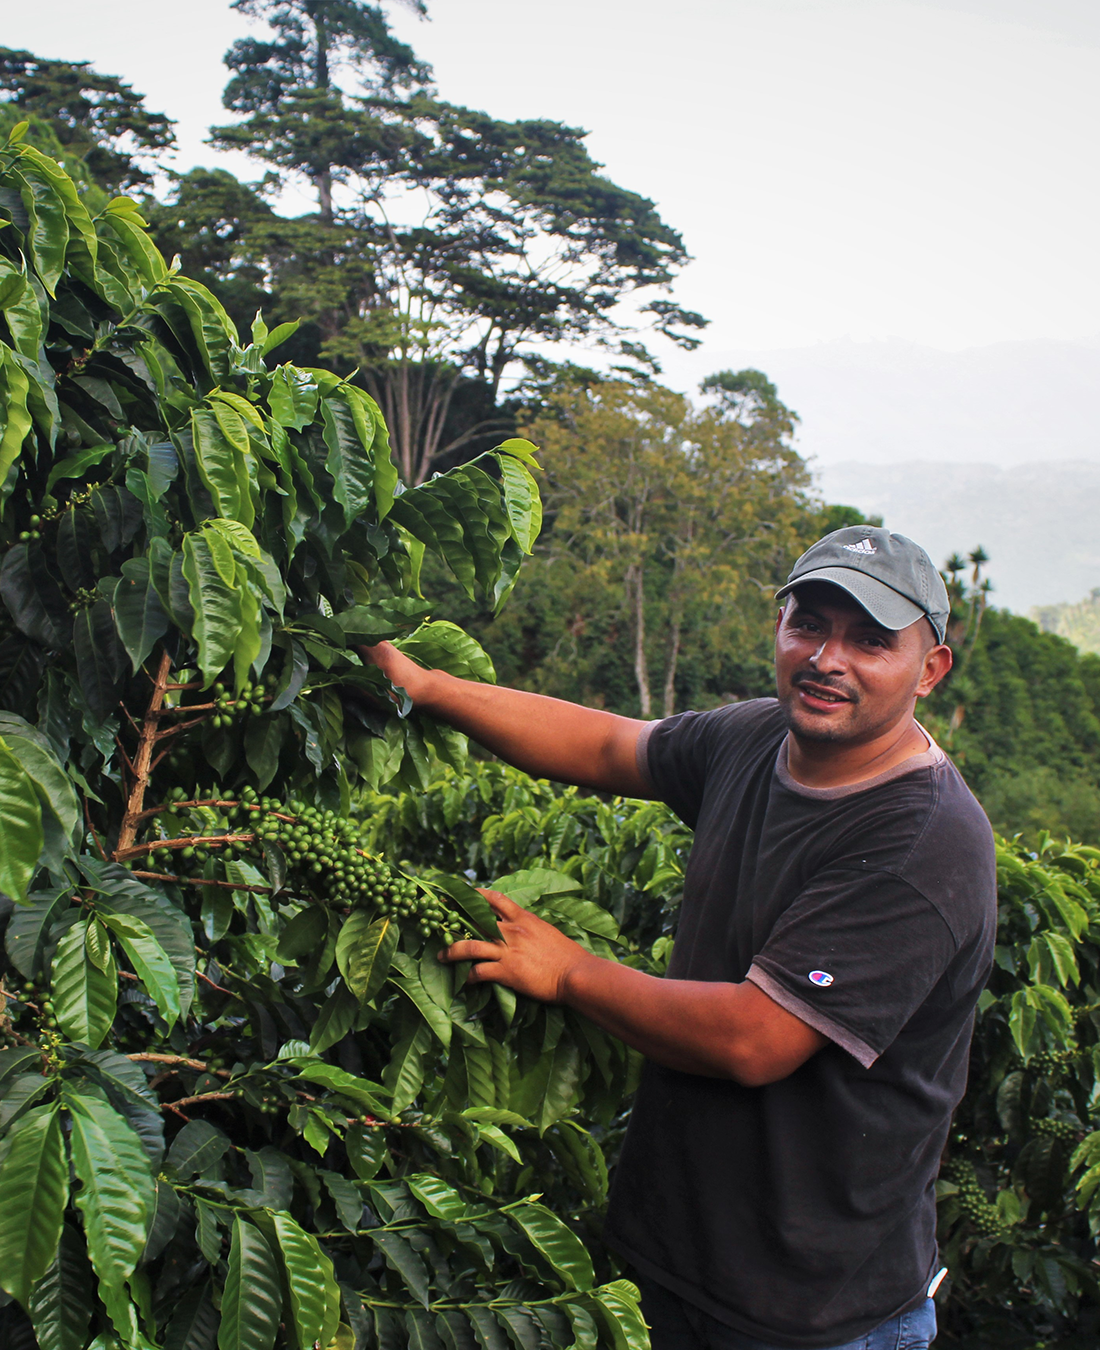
[6,0,1099,360]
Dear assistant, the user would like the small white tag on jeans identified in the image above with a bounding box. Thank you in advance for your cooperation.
[927,1267,948,1297]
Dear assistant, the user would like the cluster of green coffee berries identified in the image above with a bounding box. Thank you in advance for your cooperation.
[1031,1048,1078,1078]
[15,979,59,1032]
[1032,1117,1078,1143]
[68,586,98,613]
[947,1161,1010,1239]
[207,678,272,729]
[147,787,459,942]
[17,514,43,542]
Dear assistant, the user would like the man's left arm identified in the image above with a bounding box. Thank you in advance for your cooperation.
[444,891,827,1087]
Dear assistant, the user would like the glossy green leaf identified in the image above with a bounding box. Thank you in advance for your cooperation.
[27,1222,93,1350]
[113,559,170,673]
[321,390,374,529]
[6,886,71,978]
[271,1210,340,1350]
[73,601,127,721]
[396,622,496,683]
[498,454,542,554]
[372,1230,431,1309]
[0,735,44,900]
[267,364,318,430]
[218,1218,281,1350]
[52,921,116,1048]
[66,1088,154,1289]
[508,1203,594,1291]
[100,910,181,1029]
[383,1022,433,1114]
[182,531,242,687]
[308,983,359,1054]
[0,715,79,869]
[167,1120,231,1180]
[336,912,398,1004]
[0,332,33,488]
[0,540,70,649]
[164,1281,219,1350]
[0,1101,67,1307]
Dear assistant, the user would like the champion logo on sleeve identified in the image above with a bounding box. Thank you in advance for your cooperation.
[808,970,834,987]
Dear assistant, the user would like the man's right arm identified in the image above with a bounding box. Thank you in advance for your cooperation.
[360,641,654,797]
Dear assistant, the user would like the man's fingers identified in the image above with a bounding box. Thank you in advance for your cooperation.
[464,960,502,986]
[478,887,524,919]
[443,939,502,965]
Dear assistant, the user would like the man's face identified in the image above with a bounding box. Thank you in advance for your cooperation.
[774,582,950,745]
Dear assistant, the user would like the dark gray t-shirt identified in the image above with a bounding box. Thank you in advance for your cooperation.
[605,698,996,1349]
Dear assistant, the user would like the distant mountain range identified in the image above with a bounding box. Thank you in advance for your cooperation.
[813,460,1100,615]
[1033,591,1100,657]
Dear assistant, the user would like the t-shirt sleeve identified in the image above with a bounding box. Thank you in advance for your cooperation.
[644,704,760,828]
[746,868,957,1068]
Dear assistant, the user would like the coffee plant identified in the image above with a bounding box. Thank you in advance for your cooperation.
[0,125,647,1350]
[364,761,1100,1348]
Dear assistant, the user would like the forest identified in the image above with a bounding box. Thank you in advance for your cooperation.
[0,5,1099,1349]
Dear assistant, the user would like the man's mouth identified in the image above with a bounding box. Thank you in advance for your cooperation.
[793,679,853,708]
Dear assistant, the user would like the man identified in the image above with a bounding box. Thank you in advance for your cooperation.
[363,525,997,1350]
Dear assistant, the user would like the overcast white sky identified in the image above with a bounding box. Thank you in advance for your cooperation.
[6,0,1100,554]
[6,0,1099,354]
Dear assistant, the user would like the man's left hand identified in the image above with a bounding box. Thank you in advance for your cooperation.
[442,890,595,1003]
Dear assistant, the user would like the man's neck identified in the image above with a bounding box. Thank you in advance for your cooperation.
[785,714,931,790]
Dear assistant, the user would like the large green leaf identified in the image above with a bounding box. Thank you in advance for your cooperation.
[218,1218,281,1350]
[166,1120,230,1181]
[270,1211,341,1350]
[336,912,398,1004]
[0,1101,67,1307]
[396,622,496,683]
[65,1087,154,1290]
[507,1203,594,1291]
[192,408,254,528]
[267,364,318,431]
[165,1282,219,1350]
[585,1284,649,1350]
[0,714,79,871]
[0,540,70,648]
[497,453,542,554]
[83,863,196,1020]
[113,558,170,673]
[27,1223,93,1350]
[73,601,127,721]
[4,886,69,977]
[0,351,33,487]
[182,531,242,687]
[52,921,117,1048]
[0,736,44,900]
[321,390,374,528]
[100,910,181,1029]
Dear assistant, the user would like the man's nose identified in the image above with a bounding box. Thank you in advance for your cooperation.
[809,636,847,671]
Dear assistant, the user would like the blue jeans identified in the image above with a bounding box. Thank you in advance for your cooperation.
[636,1275,937,1350]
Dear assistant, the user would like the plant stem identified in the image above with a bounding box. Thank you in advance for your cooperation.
[115,648,173,856]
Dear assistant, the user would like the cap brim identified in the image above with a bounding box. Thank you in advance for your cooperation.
[775,567,927,632]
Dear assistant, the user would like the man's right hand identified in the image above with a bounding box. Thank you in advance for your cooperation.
[359,640,431,702]
[358,641,654,797]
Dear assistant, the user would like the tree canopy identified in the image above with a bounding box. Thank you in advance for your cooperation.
[0,47,175,193]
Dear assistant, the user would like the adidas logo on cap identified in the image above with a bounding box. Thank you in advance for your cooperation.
[842,539,877,556]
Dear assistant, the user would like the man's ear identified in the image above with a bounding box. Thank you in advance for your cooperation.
[774,608,785,636]
[916,644,953,698]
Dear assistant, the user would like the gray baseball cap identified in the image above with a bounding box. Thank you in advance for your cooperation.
[775,526,951,643]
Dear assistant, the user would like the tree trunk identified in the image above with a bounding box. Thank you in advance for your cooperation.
[316,172,334,225]
[630,564,652,719]
[662,613,681,718]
